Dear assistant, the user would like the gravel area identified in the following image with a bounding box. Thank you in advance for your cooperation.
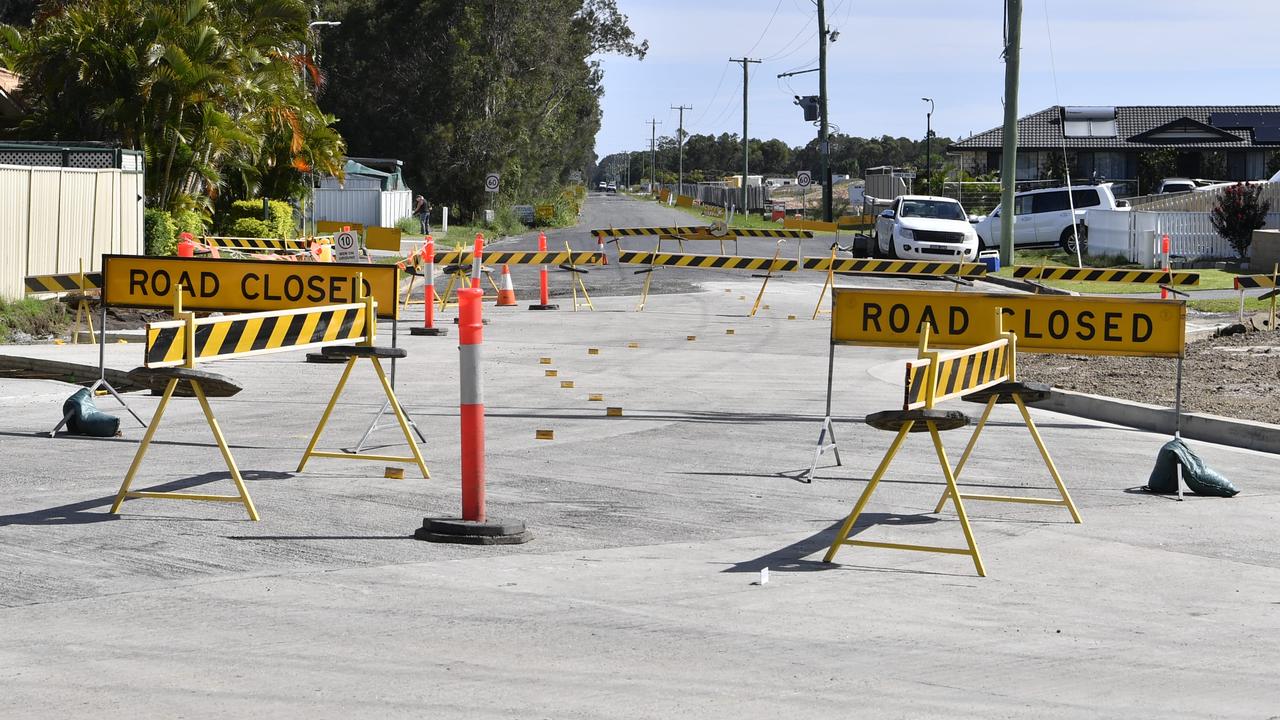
[1019,315,1280,425]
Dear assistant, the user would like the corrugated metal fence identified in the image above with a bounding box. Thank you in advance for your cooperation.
[665,183,770,211]
[0,164,144,299]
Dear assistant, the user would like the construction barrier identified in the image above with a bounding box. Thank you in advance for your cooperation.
[836,214,877,231]
[782,217,838,233]
[1233,273,1278,290]
[23,269,103,295]
[1010,266,1200,286]
[111,277,426,521]
[803,257,987,277]
[365,226,403,252]
[316,220,364,234]
[101,254,401,319]
[591,226,811,240]
[821,319,1016,576]
[202,236,330,252]
[619,251,798,272]
[433,250,603,267]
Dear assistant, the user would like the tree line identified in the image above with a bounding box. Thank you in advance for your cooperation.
[594,132,955,187]
[0,0,644,223]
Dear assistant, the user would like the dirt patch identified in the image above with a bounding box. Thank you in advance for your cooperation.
[1019,316,1280,425]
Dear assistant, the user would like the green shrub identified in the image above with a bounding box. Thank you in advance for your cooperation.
[488,205,527,237]
[396,215,423,234]
[1211,182,1271,259]
[144,208,177,256]
[230,217,273,238]
[223,199,296,238]
[171,208,206,238]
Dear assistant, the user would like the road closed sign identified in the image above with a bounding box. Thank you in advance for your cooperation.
[831,288,1185,357]
[102,255,400,319]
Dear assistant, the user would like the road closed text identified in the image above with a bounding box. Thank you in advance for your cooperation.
[831,288,1184,357]
[102,255,400,319]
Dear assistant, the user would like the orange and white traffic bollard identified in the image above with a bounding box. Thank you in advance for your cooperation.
[1161,233,1171,300]
[597,231,608,265]
[410,236,447,336]
[414,287,530,544]
[529,231,558,311]
[470,233,484,289]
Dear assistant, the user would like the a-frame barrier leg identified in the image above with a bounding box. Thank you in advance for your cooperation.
[811,247,837,320]
[1014,394,1081,523]
[110,377,259,521]
[823,422,913,563]
[933,395,997,513]
[803,416,841,483]
[929,422,985,577]
[370,357,430,479]
[932,394,1081,524]
[297,356,429,478]
[824,420,986,577]
[297,357,358,473]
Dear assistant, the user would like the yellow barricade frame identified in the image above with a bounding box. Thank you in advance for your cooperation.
[110,275,427,522]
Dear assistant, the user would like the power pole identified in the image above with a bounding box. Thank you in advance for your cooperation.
[730,57,761,213]
[999,0,1022,267]
[671,104,692,195]
[646,118,662,192]
[923,97,934,193]
[816,2,832,222]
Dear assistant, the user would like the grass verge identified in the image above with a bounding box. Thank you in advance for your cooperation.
[0,297,69,343]
[1188,297,1273,313]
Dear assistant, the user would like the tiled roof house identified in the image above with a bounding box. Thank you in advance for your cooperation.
[950,105,1280,192]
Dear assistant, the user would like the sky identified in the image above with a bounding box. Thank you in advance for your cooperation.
[593,0,1280,158]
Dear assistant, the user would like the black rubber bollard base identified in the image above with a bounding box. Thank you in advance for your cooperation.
[409,326,448,336]
[527,304,559,311]
[452,317,490,325]
[305,352,348,364]
[415,517,532,545]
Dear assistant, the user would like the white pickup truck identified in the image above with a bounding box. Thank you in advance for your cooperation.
[970,183,1126,254]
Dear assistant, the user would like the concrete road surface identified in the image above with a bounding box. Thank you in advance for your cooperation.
[2,200,1278,717]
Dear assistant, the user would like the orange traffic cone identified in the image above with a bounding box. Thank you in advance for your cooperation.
[496,264,518,306]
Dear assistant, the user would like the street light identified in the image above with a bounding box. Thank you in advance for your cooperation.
[922,97,934,193]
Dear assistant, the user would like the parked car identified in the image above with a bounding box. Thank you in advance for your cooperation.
[970,184,1125,254]
[597,181,608,191]
[874,195,979,261]
[1156,177,1217,194]
[606,182,617,194]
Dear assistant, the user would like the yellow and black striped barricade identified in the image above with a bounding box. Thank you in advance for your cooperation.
[431,251,603,310]
[803,255,989,320]
[1011,265,1200,298]
[822,320,1016,577]
[593,226,812,256]
[1233,264,1280,328]
[25,262,104,344]
[617,250,799,312]
[202,236,322,253]
[110,278,427,521]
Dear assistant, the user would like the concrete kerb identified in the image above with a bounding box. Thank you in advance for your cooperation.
[1029,388,1280,455]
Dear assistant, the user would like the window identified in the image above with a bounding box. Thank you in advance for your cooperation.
[1032,191,1070,214]
[1016,151,1042,180]
[1014,196,1034,216]
[899,199,966,221]
[1071,189,1101,208]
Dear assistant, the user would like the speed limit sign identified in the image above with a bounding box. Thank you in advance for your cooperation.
[796,170,812,187]
[484,172,500,193]
[333,229,359,262]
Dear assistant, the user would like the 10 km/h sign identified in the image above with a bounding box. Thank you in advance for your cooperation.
[102,255,401,319]
[831,288,1185,357]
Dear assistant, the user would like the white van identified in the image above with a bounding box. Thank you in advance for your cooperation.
[971,184,1124,253]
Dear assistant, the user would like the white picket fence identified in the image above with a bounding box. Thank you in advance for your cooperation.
[1085,209,1280,267]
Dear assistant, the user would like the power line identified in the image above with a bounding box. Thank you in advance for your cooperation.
[744,0,786,57]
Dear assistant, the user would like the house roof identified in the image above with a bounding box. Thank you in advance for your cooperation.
[949,105,1280,151]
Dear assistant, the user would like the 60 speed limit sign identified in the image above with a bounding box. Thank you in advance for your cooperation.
[796,170,812,187]
[484,172,500,193]
[333,229,360,262]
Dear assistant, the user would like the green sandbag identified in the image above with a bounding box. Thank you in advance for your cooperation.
[62,387,121,437]
[1146,438,1239,497]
